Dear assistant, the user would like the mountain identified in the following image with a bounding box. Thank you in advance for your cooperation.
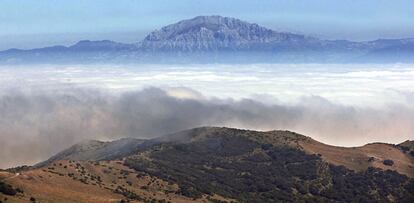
[0,39,136,64]
[140,15,311,52]
[0,16,413,63]
[69,40,135,52]
[1,127,413,202]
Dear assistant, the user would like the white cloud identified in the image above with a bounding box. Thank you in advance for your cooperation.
[0,63,413,168]
[1,63,413,106]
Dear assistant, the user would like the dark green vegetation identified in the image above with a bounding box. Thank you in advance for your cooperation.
[5,165,31,173]
[383,159,395,166]
[0,181,17,196]
[398,140,414,157]
[125,128,414,203]
[114,186,170,203]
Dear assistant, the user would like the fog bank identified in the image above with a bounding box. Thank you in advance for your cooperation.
[1,87,413,168]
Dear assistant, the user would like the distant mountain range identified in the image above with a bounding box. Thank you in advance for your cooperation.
[1,15,414,63]
[1,127,413,202]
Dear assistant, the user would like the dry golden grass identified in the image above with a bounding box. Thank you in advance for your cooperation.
[1,160,234,203]
[0,171,12,180]
[300,140,414,178]
[5,163,123,202]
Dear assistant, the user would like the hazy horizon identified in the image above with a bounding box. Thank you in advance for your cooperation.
[1,0,414,50]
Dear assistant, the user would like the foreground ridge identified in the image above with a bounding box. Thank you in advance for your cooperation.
[1,127,413,202]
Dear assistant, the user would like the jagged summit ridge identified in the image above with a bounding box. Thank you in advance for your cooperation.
[140,15,308,51]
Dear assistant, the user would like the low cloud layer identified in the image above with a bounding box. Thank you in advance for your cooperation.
[1,87,413,168]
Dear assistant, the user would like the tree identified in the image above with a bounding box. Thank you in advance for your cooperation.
[383,159,394,166]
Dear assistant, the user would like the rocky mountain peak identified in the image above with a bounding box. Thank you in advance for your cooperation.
[140,15,307,51]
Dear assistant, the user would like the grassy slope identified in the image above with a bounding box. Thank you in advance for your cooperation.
[300,140,414,178]
[1,127,413,202]
[1,160,232,203]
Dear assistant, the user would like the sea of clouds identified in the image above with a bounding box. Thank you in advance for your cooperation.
[0,63,413,168]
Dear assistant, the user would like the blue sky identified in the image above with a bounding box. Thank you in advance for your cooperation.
[1,0,413,50]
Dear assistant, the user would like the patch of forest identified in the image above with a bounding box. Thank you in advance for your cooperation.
[125,134,414,202]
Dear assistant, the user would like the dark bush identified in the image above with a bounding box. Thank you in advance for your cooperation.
[0,181,17,196]
[261,143,273,150]
[383,159,394,166]
[179,185,203,198]
[114,186,144,201]
[15,187,24,193]
[399,146,410,152]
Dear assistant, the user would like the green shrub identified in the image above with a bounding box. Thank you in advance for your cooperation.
[383,159,394,166]
[0,181,17,196]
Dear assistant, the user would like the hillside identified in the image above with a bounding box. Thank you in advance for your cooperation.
[300,139,414,178]
[36,138,145,167]
[1,160,231,203]
[1,127,413,202]
[124,127,414,202]
[399,140,414,151]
